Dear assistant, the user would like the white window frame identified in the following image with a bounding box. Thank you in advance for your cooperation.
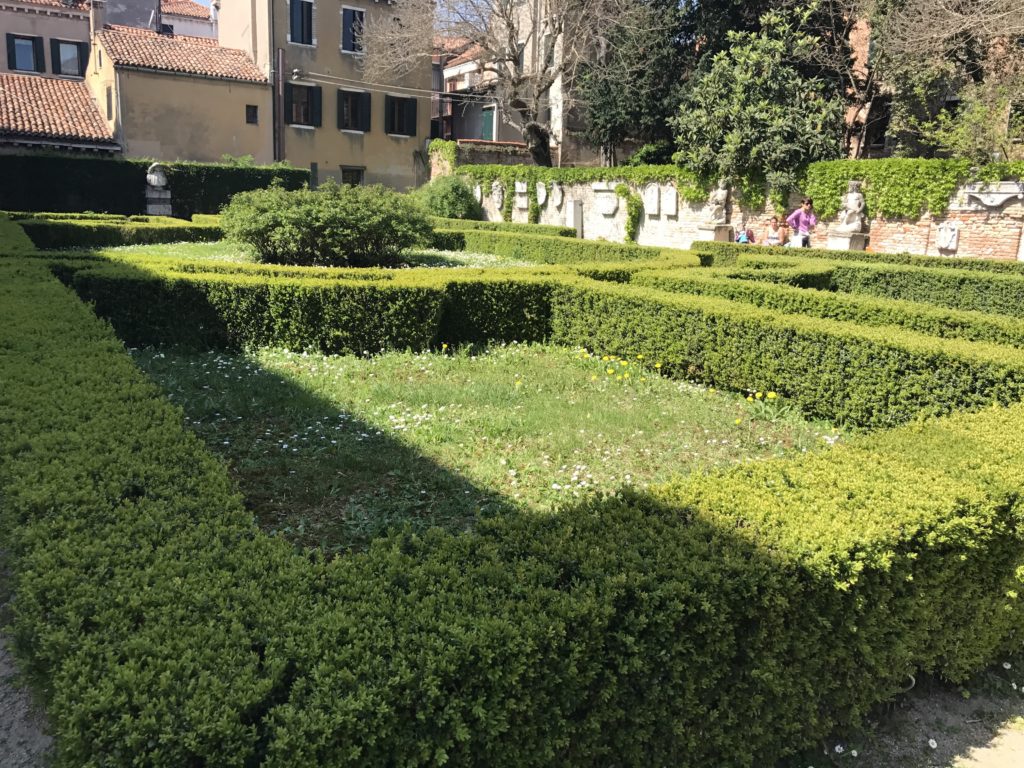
[338,86,369,134]
[340,6,365,55]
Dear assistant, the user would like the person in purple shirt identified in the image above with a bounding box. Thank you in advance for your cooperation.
[786,198,817,247]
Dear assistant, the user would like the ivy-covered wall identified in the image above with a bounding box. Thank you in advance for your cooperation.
[431,152,1024,260]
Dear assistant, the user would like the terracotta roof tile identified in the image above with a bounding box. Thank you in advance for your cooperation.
[0,72,115,145]
[161,0,211,20]
[9,0,89,11]
[98,25,266,82]
[446,44,484,68]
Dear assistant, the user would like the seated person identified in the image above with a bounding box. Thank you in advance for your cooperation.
[763,217,785,247]
[736,228,756,244]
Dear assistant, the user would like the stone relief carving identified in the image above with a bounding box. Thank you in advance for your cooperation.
[514,181,529,210]
[146,162,168,189]
[662,185,678,217]
[536,182,547,207]
[491,180,504,208]
[550,182,564,209]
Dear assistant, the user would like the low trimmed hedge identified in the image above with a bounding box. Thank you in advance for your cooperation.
[56,254,1024,428]
[827,262,1024,318]
[692,240,1024,276]
[635,268,1024,348]
[3,257,1024,766]
[0,216,35,254]
[17,217,222,249]
[432,229,700,265]
[430,217,577,238]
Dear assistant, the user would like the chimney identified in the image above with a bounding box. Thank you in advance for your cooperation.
[211,0,220,23]
[89,0,106,39]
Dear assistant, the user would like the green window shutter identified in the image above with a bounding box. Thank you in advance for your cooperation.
[50,39,62,75]
[5,35,15,70]
[311,86,322,127]
[284,83,294,124]
[360,92,371,132]
[405,98,417,137]
[32,37,44,73]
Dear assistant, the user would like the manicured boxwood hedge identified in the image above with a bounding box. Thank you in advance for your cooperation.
[54,254,1024,428]
[0,156,308,217]
[432,228,700,265]
[0,215,35,254]
[17,217,223,249]
[635,268,1024,348]
[692,240,1024,276]
[430,217,577,238]
[2,256,1023,767]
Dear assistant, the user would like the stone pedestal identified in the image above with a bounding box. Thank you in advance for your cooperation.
[146,187,172,217]
[826,231,868,251]
[695,224,734,243]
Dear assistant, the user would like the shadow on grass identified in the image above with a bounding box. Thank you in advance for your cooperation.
[46,252,517,555]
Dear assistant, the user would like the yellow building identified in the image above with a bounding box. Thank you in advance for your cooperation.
[218,0,432,188]
[88,17,272,163]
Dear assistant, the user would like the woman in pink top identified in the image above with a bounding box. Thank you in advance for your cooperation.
[786,198,817,247]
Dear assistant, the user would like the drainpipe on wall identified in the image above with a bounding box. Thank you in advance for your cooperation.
[275,47,284,162]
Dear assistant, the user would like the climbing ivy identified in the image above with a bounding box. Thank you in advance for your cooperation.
[428,140,459,172]
[803,159,1024,220]
[615,184,644,242]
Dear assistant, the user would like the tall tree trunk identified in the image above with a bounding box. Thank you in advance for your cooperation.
[524,122,553,166]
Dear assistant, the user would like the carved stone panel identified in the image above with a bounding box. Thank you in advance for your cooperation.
[550,182,564,209]
[514,180,529,210]
[643,184,660,217]
[536,182,547,207]
[663,185,678,217]
[592,182,619,216]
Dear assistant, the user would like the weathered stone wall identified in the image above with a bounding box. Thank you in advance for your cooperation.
[467,176,1024,261]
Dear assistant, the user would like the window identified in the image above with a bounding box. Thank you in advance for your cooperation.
[384,95,417,136]
[337,89,370,131]
[1011,102,1024,144]
[246,104,259,124]
[105,86,113,120]
[51,40,88,77]
[340,167,364,185]
[341,7,364,53]
[480,105,494,141]
[6,34,44,73]
[863,95,891,148]
[290,0,314,45]
[285,83,322,127]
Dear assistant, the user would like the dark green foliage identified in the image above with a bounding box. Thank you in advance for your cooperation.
[627,141,675,166]
[0,156,307,216]
[414,176,483,220]
[221,182,433,268]
[3,257,1024,767]
[0,215,35,254]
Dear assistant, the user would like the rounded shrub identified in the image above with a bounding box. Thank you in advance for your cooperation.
[221,181,432,267]
[413,176,483,220]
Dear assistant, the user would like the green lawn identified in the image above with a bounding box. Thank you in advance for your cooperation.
[134,343,841,555]
[93,240,531,268]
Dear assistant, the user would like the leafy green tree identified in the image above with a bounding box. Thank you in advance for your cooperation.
[672,7,844,201]
[578,0,687,163]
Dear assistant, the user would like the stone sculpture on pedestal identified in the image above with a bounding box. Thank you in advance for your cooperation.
[827,180,868,251]
[696,178,733,242]
[145,162,172,216]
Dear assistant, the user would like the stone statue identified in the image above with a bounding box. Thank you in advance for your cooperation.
[146,162,168,189]
[834,180,866,234]
[705,178,729,225]
[491,180,504,208]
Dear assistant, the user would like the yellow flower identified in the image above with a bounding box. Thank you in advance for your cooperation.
[734,418,742,425]
[746,396,754,402]
[441,343,449,350]
[623,372,630,379]
[607,367,615,375]
[636,354,644,360]
[616,375,623,381]
[766,392,777,399]
[620,361,628,367]
[590,375,598,381]
[755,392,763,399]
[709,387,716,393]
[602,355,610,362]
[655,362,662,369]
